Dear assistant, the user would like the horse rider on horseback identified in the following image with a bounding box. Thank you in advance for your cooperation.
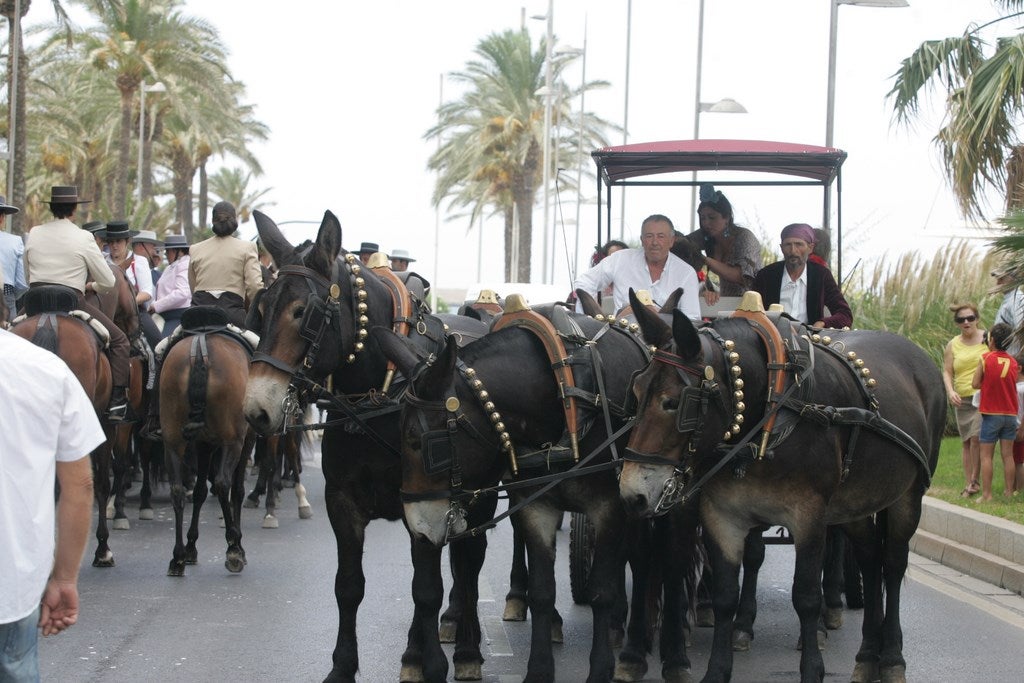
[141,201,263,439]
[23,186,132,421]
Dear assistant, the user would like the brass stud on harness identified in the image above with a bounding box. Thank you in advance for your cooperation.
[724,340,735,350]
[478,390,489,401]
[358,302,368,314]
[724,431,733,441]
[357,289,367,301]
[490,412,501,423]
[354,277,365,288]
[734,390,744,402]
[445,397,461,412]
[354,341,364,353]
[495,422,506,432]
[464,368,477,378]
[860,368,870,377]
[619,318,629,327]
[734,414,744,424]
[822,336,832,345]
[866,378,877,388]
[357,328,368,340]
[470,379,483,390]
[728,351,740,363]
[347,353,356,363]
[483,401,495,412]
[730,365,742,377]
[811,334,821,343]
[854,358,865,368]
[847,351,857,360]
[734,378,744,389]
[351,264,362,276]
[629,323,640,333]
[735,401,746,412]
[594,314,606,322]
[731,424,741,434]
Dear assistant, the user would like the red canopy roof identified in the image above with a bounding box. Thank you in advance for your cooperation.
[592,139,847,185]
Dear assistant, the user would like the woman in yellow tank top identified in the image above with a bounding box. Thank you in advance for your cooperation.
[943,303,987,496]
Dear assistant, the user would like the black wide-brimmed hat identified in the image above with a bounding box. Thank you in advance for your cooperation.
[100,220,131,241]
[82,220,105,234]
[0,195,20,215]
[164,234,189,251]
[48,185,91,205]
[357,241,379,255]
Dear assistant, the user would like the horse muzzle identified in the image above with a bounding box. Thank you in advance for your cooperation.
[403,500,466,547]
[619,456,686,518]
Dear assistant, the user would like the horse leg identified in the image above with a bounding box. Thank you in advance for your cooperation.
[138,437,156,520]
[700,521,746,683]
[91,440,115,567]
[877,505,918,683]
[843,534,864,609]
[401,535,447,683]
[246,435,270,510]
[289,431,312,519]
[659,503,699,683]
[792,528,827,683]
[183,443,211,565]
[324,482,369,683]
[615,519,654,683]
[502,515,529,622]
[448,493,497,681]
[519,502,561,683]
[840,516,882,683]
[731,528,765,651]
[216,436,248,573]
[166,438,190,577]
[581,504,625,683]
[822,526,846,630]
[110,424,133,531]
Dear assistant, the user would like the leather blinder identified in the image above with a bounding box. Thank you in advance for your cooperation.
[421,429,455,475]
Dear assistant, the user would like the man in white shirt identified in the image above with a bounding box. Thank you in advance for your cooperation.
[993,266,1024,355]
[574,214,701,320]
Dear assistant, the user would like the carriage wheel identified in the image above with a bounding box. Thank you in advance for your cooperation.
[569,511,595,604]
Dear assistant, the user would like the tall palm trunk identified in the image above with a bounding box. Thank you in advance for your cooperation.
[3,0,31,234]
[115,79,135,216]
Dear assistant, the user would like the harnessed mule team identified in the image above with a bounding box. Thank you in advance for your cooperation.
[10,206,941,682]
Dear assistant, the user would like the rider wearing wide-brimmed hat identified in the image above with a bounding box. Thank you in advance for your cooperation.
[0,195,26,316]
[188,201,263,329]
[22,186,132,420]
[150,233,191,339]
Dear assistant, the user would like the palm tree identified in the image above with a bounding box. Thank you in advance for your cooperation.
[70,0,230,216]
[426,28,613,282]
[888,0,1024,219]
[208,166,274,223]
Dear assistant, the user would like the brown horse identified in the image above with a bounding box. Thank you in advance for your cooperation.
[161,312,254,577]
[10,287,129,567]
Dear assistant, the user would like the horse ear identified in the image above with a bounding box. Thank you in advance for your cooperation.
[369,328,421,379]
[460,306,482,321]
[307,211,342,276]
[671,310,702,361]
[630,288,672,347]
[414,336,458,401]
[659,288,683,314]
[254,210,295,267]
[575,289,603,317]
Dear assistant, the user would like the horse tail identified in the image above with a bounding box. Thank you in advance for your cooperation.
[182,337,209,439]
[31,316,59,354]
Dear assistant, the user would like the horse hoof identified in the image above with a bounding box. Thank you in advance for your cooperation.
[880,665,906,683]
[262,514,279,529]
[244,497,259,509]
[299,504,314,519]
[167,563,185,577]
[92,553,115,568]
[438,619,457,644]
[696,606,714,627]
[613,658,647,682]
[398,664,424,682]
[731,630,753,652]
[662,664,693,683]
[453,660,482,680]
[502,597,527,621]
[551,621,564,644]
[184,549,198,565]
[825,607,843,630]
[851,660,879,683]
[139,508,154,521]
[225,554,246,573]
[112,517,130,531]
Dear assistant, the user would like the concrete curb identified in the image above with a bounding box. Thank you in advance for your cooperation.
[912,496,1024,596]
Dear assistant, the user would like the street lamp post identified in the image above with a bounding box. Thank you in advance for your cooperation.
[826,0,909,147]
[137,81,167,200]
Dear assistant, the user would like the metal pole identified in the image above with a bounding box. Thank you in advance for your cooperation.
[431,74,442,312]
[619,0,632,240]
[137,83,146,199]
[541,0,553,283]
[7,0,20,206]
[689,0,706,232]
[572,17,587,282]
[826,0,839,148]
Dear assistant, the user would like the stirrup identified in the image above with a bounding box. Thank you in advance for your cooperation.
[106,401,129,423]
[140,416,162,441]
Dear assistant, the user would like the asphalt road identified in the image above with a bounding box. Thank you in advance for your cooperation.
[39,436,1024,682]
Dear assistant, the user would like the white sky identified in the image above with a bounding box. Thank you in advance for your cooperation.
[86,1,1020,295]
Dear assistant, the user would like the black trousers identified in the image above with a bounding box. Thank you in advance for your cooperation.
[191,291,247,329]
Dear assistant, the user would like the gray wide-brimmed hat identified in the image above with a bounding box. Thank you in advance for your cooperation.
[131,229,164,246]
[100,220,131,241]
[82,220,105,234]
[164,234,189,251]
[0,195,20,215]
[390,248,416,263]
[48,185,91,205]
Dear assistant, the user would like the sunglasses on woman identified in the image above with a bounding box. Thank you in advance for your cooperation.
[954,315,977,323]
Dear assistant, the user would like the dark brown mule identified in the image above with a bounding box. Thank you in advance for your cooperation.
[161,310,254,577]
[621,290,944,683]
[243,210,490,683]
[10,286,128,567]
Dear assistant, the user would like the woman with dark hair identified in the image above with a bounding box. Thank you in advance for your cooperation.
[590,239,628,267]
[686,184,762,304]
[188,201,264,329]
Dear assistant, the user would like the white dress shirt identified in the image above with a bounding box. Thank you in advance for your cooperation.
[573,248,701,320]
[779,266,808,323]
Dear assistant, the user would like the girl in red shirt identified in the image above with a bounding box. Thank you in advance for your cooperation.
[972,323,1020,501]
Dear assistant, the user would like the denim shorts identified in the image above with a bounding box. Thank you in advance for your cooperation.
[0,607,40,683]
[979,414,1020,444]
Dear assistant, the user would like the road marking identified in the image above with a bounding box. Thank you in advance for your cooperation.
[478,572,514,657]
[906,564,1024,631]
